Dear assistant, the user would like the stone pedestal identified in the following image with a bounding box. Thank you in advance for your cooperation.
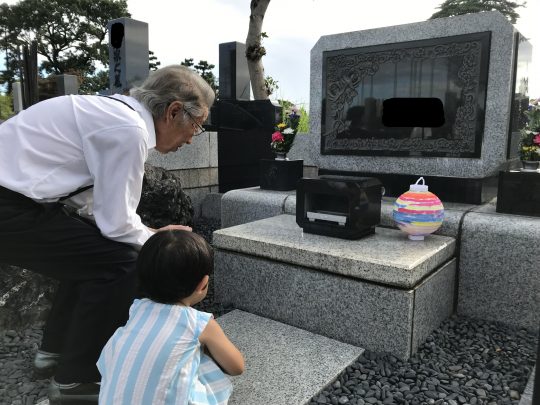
[259,159,303,191]
[496,170,540,217]
[214,214,456,359]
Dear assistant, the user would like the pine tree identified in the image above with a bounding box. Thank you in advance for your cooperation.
[429,0,525,24]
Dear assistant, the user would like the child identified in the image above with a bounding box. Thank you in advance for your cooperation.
[97,230,244,404]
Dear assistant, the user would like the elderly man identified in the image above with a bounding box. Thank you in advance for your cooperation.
[0,65,215,404]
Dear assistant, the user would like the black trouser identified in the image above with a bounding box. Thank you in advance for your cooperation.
[0,185,138,383]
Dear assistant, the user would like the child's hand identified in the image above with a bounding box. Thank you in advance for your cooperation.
[199,319,244,376]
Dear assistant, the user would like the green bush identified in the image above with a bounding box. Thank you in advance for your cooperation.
[0,94,14,121]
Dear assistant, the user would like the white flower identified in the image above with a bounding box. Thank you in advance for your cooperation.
[283,127,294,134]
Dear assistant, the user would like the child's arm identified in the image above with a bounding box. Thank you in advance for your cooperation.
[199,319,245,376]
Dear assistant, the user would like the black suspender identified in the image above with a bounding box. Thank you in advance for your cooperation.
[59,185,94,201]
[60,95,136,201]
[99,95,136,111]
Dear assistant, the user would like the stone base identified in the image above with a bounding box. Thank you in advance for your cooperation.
[259,159,303,191]
[496,170,540,217]
[319,169,498,204]
[215,251,455,359]
[457,211,540,333]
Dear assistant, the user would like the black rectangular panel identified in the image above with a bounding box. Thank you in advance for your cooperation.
[321,32,491,158]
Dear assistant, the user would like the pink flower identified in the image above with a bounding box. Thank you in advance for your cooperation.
[272,131,284,142]
[534,133,540,145]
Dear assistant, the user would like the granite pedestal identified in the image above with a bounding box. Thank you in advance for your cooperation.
[457,209,540,333]
[214,215,456,359]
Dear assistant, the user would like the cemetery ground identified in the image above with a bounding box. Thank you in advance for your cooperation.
[0,216,537,405]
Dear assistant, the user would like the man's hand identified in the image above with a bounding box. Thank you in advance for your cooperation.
[152,224,193,233]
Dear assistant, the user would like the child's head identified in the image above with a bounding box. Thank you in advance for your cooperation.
[137,230,213,305]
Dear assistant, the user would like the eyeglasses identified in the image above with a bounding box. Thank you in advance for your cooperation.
[183,107,206,136]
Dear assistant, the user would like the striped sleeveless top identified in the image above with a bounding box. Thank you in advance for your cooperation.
[97,299,233,404]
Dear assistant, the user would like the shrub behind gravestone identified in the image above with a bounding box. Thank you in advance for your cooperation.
[137,164,194,229]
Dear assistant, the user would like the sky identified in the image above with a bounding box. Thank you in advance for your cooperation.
[126,0,540,108]
[2,0,539,107]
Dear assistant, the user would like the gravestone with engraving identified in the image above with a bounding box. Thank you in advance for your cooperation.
[304,11,532,204]
[107,17,149,94]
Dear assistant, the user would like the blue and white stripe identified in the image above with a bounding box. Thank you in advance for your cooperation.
[97,299,232,404]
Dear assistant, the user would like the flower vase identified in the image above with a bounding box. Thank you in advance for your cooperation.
[520,160,540,172]
[275,152,288,161]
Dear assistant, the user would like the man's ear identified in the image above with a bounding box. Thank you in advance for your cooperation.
[167,101,183,121]
[195,275,210,293]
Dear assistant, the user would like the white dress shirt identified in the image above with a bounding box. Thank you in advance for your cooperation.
[0,94,156,248]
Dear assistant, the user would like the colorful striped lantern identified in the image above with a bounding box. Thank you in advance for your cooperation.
[393,177,444,241]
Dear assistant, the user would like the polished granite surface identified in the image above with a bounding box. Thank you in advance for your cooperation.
[214,214,455,288]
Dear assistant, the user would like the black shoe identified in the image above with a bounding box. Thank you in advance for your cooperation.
[48,378,100,404]
[34,350,60,379]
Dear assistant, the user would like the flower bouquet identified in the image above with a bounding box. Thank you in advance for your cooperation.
[270,105,301,157]
[519,99,540,168]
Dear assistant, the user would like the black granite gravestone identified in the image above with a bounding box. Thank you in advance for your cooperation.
[211,41,281,193]
[213,100,280,193]
[219,42,250,101]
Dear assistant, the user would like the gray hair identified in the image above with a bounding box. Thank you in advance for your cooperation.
[130,65,215,119]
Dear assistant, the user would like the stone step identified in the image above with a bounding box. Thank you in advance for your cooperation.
[216,310,363,405]
[35,310,362,405]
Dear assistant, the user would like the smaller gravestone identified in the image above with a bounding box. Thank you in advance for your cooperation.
[219,42,251,100]
[56,74,79,95]
[12,82,23,113]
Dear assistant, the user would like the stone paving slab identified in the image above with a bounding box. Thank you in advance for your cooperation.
[216,310,363,405]
[518,366,536,405]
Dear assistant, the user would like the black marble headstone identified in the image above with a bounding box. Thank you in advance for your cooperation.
[219,42,251,100]
[214,100,280,193]
[321,32,491,158]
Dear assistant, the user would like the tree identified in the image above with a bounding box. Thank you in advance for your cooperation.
[245,0,271,100]
[0,94,13,120]
[429,0,525,23]
[0,0,130,93]
[180,58,218,94]
[149,50,161,71]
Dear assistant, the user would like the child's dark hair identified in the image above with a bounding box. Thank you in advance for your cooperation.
[137,230,213,304]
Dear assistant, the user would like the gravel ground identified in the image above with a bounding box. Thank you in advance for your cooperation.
[0,217,537,405]
[308,317,537,405]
